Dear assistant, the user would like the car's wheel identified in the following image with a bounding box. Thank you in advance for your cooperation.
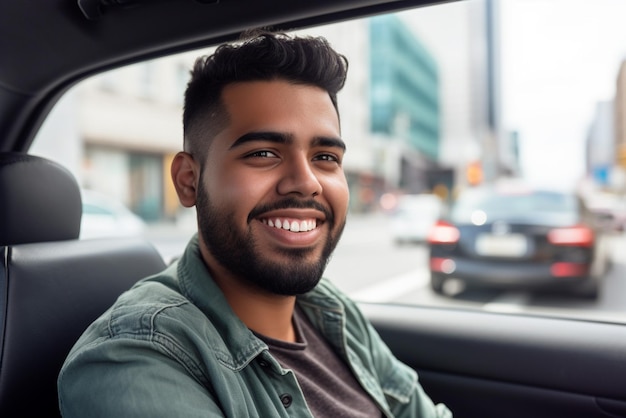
[430,273,445,294]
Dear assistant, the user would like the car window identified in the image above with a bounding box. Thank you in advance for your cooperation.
[451,189,580,222]
[31,0,626,323]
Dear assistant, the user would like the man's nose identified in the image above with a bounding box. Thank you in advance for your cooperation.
[277,156,322,197]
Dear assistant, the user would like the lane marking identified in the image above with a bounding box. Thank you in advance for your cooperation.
[348,268,532,313]
[349,269,428,302]
[483,292,531,313]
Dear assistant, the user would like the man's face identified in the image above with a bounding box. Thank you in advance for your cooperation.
[196,80,349,295]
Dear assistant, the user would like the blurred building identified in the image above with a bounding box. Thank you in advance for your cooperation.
[586,101,615,188]
[580,61,626,195]
[32,6,486,220]
[402,1,495,194]
[368,14,442,194]
[74,56,193,221]
[615,61,626,175]
[485,0,521,179]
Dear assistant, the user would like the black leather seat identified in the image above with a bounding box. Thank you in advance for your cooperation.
[0,153,167,417]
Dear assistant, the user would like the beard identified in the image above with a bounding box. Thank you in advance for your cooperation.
[196,184,346,296]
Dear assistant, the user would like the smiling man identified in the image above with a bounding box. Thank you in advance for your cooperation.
[58,31,451,418]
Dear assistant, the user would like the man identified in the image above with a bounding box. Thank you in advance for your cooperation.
[58,31,451,417]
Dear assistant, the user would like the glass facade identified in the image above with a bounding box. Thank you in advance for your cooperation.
[369,15,440,160]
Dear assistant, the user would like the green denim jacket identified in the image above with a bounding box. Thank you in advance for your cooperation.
[58,235,451,418]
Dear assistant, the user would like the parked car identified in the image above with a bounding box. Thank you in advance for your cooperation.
[586,191,626,232]
[390,193,444,244]
[2,1,626,418]
[80,189,146,239]
[428,183,609,297]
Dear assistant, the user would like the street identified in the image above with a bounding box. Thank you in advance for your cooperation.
[147,212,626,323]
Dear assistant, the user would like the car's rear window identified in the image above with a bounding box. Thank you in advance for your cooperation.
[451,189,580,224]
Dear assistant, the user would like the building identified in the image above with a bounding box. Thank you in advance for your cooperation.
[615,61,626,173]
[32,7,488,220]
[586,101,615,187]
[369,14,441,194]
[401,1,494,193]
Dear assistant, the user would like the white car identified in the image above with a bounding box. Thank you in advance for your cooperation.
[80,190,146,239]
[390,194,444,244]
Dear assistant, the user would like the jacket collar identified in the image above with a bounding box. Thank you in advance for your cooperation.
[176,234,266,370]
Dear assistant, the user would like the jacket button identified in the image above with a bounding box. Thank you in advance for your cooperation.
[258,360,268,368]
[280,394,292,408]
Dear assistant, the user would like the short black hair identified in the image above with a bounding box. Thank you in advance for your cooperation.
[182,30,349,161]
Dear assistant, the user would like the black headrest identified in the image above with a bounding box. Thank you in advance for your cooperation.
[0,153,82,245]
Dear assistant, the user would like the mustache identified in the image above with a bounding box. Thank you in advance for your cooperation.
[248,198,334,224]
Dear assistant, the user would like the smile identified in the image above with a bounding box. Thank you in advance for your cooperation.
[261,218,318,232]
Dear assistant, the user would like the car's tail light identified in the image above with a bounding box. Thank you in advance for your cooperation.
[551,262,589,277]
[428,220,460,244]
[430,257,456,274]
[547,225,594,247]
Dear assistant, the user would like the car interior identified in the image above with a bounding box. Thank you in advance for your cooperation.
[2,0,626,417]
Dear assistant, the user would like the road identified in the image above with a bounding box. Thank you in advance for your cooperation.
[147,212,626,323]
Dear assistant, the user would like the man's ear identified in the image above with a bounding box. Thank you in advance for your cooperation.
[171,151,199,208]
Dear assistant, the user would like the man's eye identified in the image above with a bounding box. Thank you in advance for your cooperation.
[247,150,278,158]
[314,154,340,163]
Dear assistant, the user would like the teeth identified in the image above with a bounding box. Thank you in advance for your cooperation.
[262,218,317,232]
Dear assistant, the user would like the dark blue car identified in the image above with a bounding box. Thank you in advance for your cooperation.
[428,183,609,298]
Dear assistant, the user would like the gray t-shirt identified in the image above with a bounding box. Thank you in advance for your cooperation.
[256,308,383,417]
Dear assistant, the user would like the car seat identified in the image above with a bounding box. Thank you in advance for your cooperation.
[0,153,167,417]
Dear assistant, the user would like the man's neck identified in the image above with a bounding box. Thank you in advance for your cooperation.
[200,245,297,342]
[225,284,297,342]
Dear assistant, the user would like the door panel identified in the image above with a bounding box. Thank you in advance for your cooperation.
[362,303,626,418]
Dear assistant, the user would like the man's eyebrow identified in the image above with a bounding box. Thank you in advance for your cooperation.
[229,131,346,151]
[229,132,291,149]
[312,136,347,152]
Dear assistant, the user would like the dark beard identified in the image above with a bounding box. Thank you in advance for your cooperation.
[196,184,346,295]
